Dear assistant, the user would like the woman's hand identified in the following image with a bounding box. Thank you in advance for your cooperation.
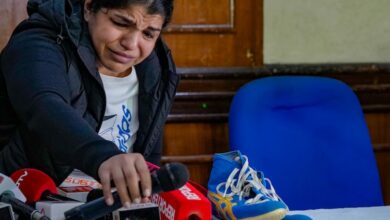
[98,153,152,207]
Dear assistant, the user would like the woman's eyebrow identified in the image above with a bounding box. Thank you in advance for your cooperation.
[148,26,162,32]
[112,13,134,23]
[113,13,162,32]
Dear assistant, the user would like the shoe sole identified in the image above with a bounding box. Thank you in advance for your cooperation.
[240,208,287,220]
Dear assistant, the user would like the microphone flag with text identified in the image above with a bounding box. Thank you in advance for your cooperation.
[147,162,212,220]
[0,173,50,220]
[11,168,83,220]
[11,168,78,204]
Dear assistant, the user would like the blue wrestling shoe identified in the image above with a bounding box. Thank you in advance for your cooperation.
[208,151,288,220]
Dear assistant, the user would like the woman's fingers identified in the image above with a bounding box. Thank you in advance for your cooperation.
[98,163,113,206]
[112,167,131,207]
[134,155,152,198]
[98,153,152,207]
[122,153,151,203]
[122,158,141,204]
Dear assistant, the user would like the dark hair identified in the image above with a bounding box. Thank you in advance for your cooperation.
[89,0,174,28]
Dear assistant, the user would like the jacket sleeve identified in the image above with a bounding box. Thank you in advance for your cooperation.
[1,29,123,180]
[146,132,163,166]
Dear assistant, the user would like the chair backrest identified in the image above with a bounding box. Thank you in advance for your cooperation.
[229,76,383,210]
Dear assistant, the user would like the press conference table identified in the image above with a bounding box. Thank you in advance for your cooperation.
[289,205,390,220]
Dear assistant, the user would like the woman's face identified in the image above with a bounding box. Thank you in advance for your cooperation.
[84,0,164,77]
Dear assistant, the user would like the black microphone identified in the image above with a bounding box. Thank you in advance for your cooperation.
[64,162,189,220]
[84,189,111,220]
[0,192,50,220]
[86,189,104,203]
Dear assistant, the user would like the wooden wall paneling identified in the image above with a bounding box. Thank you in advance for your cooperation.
[376,151,390,204]
[163,123,228,156]
[366,113,390,144]
[169,65,390,123]
[366,113,390,204]
[162,123,229,186]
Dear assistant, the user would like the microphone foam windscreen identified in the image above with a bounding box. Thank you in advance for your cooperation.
[86,189,104,202]
[157,163,189,191]
[11,169,57,204]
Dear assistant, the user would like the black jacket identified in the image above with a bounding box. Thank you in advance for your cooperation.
[0,0,179,184]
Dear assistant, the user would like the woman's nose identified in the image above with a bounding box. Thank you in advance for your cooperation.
[120,32,139,50]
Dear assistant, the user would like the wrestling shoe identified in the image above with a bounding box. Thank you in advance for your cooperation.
[208,151,288,220]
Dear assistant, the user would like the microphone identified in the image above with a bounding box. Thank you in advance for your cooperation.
[146,162,212,220]
[0,193,50,220]
[64,162,189,220]
[86,189,104,203]
[11,168,78,204]
[11,169,83,220]
[0,173,50,220]
[85,189,111,220]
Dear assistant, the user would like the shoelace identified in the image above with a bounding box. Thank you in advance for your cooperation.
[216,155,284,205]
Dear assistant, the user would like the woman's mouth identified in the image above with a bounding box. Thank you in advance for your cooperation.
[110,49,135,64]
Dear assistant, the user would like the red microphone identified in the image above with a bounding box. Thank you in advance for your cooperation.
[147,162,212,220]
[11,168,77,204]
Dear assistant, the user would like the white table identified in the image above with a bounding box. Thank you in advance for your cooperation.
[289,206,390,220]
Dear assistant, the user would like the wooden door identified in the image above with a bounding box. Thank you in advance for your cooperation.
[164,0,262,67]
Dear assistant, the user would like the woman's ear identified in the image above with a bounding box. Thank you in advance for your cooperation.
[83,0,93,21]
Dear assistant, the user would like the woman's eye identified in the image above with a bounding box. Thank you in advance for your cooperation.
[112,20,128,27]
[143,31,154,39]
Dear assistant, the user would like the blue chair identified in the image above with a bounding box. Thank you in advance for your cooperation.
[228,76,384,210]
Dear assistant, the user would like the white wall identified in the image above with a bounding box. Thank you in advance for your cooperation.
[264,0,390,64]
